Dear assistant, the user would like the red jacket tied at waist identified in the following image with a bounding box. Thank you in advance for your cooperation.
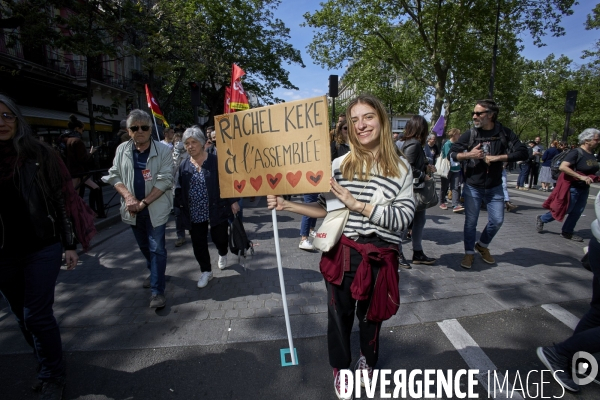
[543,172,599,222]
[319,235,400,322]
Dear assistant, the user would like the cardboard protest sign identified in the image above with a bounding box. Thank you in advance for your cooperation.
[215,96,331,198]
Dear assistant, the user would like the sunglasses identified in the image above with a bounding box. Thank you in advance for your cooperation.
[471,111,489,117]
[129,125,151,132]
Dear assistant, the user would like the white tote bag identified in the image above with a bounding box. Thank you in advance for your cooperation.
[312,208,350,252]
[434,156,450,178]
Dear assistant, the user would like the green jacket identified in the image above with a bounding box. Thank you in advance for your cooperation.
[103,140,173,227]
[442,140,461,172]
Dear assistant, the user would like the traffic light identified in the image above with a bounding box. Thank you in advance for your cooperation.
[189,82,201,106]
[564,90,578,114]
[329,75,338,98]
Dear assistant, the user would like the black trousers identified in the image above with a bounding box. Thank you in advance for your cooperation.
[326,268,382,369]
[0,243,65,380]
[440,176,449,204]
[528,163,540,187]
[555,236,600,358]
[190,220,229,272]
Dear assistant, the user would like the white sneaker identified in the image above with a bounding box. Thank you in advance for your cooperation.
[355,354,373,388]
[299,239,314,250]
[524,184,529,188]
[197,271,213,288]
[218,255,228,270]
[334,369,353,400]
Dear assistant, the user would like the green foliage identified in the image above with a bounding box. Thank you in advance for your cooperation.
[304,0,576,131]
[583,3,600,64]
[507,55,574,144]
[123,0,304,123]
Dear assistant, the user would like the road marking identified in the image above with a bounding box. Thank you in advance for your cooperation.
[438,319,523,399]
[541,303,580,330]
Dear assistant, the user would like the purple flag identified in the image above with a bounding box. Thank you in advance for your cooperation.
[432,115,445,137]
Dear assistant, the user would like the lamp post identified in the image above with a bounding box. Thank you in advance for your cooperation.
[488,0,501,99]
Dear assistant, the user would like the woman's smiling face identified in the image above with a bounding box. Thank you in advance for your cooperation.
[350,102,381,152]
[0,102,17,141]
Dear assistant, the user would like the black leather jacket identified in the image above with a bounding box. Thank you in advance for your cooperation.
[0,159,75,251]
[401,138,428,185]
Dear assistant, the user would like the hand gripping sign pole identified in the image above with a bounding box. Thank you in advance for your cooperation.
[272,208,297,366]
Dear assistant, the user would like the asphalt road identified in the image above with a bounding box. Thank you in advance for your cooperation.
[3,300,600,399]
[2,171,600,400]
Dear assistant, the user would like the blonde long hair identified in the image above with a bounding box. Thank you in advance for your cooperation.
[340,94,406,181]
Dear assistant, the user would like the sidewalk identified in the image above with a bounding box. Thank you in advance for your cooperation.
[0,175,594,356]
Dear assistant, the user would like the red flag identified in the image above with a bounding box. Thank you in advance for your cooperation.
[230,64,249,111]
[224,86,232,114]
[144,84,169,127]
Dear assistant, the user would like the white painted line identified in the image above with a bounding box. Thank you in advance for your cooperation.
[438,319,523,399]
[541,303,580,330]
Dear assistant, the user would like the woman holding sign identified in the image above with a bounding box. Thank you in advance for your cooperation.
[267,94,414,400]
[175,127,240,289]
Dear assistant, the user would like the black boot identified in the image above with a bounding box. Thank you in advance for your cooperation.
[398,252,411,270]
[412,250,436,265]
[41,376,65,400]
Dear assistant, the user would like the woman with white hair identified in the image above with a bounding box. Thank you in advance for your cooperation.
[175,126,240,288]
[536,128,600,241]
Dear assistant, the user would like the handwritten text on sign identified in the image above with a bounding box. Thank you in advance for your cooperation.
[215,96,331,198]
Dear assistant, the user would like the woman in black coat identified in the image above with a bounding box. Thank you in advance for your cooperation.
[400,115,437,265]
[175,126,239,289]
[0,95,85,398]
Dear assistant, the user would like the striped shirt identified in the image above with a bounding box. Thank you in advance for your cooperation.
[318,154,415,245]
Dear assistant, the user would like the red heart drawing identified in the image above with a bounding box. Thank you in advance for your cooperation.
[286,171,302,188]
[306,171,323,186]
[267,173,282,189]
[234,179,246,193]
[250,176,262,192]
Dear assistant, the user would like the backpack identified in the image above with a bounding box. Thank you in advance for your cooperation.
[229,214,254,258]
[550,148,583,181]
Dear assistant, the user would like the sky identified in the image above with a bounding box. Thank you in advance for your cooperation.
[271,0,598,104]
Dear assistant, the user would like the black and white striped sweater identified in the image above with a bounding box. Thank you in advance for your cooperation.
[318,154,415,245]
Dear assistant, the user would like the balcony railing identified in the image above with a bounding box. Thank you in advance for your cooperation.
[0,42,131,91]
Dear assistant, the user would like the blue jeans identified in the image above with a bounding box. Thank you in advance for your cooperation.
[130,215,167,295]
[540,186,589,234]
[501,169,509,201]
[300,193,319,237]
[555,236,600,359]
[463,184,505,253]
[517,163,530,187]
[0,242,65,380]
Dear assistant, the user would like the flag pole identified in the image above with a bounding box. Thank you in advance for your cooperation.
[151,115,160,142]
[271,209,297,365]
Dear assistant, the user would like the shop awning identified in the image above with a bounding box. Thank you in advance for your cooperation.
[19,106,113,132]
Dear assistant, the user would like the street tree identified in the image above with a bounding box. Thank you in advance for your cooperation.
[304,0,576,126]
[511,55,573,144]
[126,0,304,124]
